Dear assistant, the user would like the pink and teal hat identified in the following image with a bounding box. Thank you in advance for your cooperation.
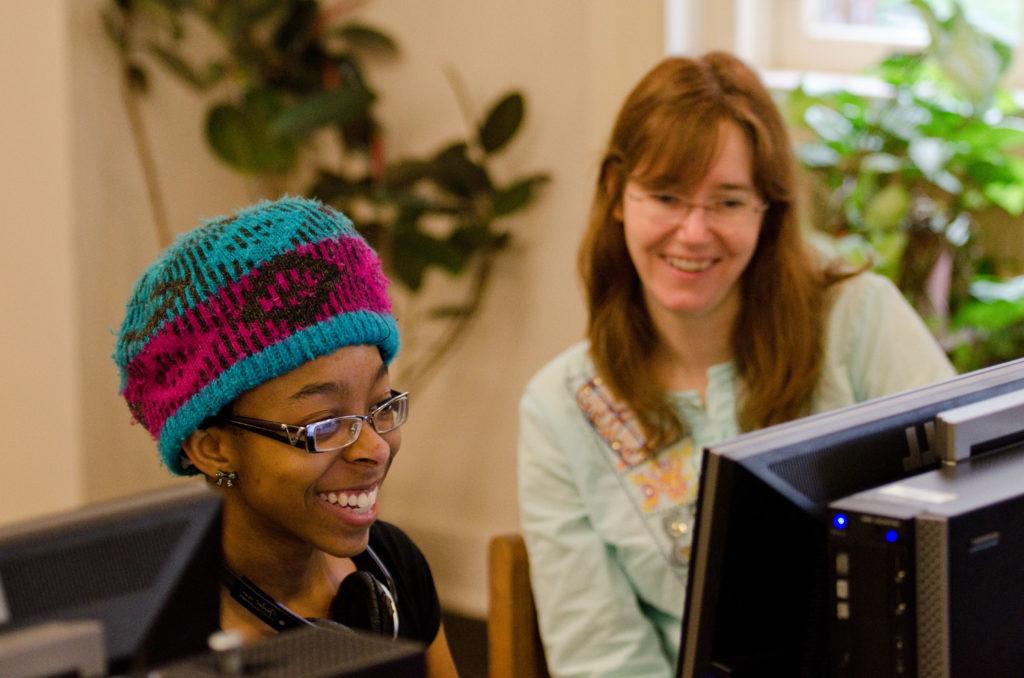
[114,196,400,475]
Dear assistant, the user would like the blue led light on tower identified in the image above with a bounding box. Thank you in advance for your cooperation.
[885,529,899,543]
[832,513,848,530]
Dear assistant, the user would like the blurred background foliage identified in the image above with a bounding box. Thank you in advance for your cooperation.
[784,0,1024,372]
[103,0,548,389]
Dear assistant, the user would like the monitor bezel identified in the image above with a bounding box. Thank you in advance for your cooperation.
[0,481,222,673]
[679,357,1024,677]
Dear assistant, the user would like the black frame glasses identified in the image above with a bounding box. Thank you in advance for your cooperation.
[217,390,409,453]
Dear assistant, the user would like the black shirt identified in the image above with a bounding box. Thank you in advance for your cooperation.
[346,521,442,645]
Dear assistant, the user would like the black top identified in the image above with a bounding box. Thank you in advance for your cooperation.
[347,521,442,645]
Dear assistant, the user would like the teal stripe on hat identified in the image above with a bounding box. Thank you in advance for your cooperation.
[158,309,400,475]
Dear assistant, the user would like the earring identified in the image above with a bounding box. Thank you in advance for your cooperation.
[215,470,238,487]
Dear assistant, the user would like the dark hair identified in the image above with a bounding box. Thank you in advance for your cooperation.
[579,52,854,449]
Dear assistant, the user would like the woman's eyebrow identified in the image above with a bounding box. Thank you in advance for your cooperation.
[288,364,390,401]
[713,182,757,193]
[289,382,346,401]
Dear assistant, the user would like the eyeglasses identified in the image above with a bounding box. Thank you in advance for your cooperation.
[218,390,409,453]
[625,188,768,230]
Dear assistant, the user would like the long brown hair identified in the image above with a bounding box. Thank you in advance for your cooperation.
[579,52,852,450]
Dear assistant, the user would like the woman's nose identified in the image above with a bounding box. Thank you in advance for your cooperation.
[671,204,714,240]
[340,423,392,465]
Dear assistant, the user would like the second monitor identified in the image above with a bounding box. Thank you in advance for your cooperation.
[678,357,1024,677]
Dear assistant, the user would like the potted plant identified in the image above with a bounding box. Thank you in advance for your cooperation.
[103,0,549,388]
[783,0,1024,372]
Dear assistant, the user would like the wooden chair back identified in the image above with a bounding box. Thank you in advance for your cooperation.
[487,533,550,678]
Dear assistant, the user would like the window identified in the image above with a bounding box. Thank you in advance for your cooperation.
[665,0,1024,87]
[808,0,1021,47]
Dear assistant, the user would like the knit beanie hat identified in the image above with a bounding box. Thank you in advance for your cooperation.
[114,196,400,475]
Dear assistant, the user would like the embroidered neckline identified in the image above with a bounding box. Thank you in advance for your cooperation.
[574,375,697,578]
[575,376,649,468]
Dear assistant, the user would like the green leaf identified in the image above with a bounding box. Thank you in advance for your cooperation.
[308,170,371,202]
[911,0,1009,107]
[431,143,492,197]
[207,105,261,172]
[135,0,187,40]
[409,230,468,273]
[908,137,953,178]
[969,275,1024,303]
[869,230,908,281]
[803,104,853,142]
[447,223,492,254]
[954,121,1024,151]
[205,89,298,174]
[873,52,925,87]
[479,92,524,154]
[796,142,841,168]
[955,298,1024,331]
[270,87,375,140]
[273,0,318,54]
[388,206,427,289]
[383,159,433,190]
[390,250,426,290]
[984,183,1024,216]
[878,101,929,141]
[333,22,399,55]
[491,174,549,216]
[390,228,467,288]
[861,153,903,174]
[386,203,475,288]
[145,42,225,90]
[863,182,910,232]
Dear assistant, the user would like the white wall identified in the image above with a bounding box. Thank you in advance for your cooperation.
[359,0,665,616]
[68,0,253,504]
[0,0,665,618]
[0,1,82,523]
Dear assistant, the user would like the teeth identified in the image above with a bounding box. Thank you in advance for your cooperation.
[665,256,712,272]
[319,487,378,512]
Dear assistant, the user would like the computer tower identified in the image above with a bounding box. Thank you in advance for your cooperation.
[828,446,1024,677]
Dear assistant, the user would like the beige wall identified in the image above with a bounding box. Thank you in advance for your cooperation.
[0,1,82,522]
[69,0,254,505]
[357,1,665,615]
[356,0,667,614]
[1,0,664,617]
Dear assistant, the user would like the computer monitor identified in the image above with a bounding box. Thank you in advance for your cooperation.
[678,357,1024,678]
[0,482,221,675]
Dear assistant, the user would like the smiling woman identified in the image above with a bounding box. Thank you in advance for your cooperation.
[113,197,458,677]
[517,52,956,676]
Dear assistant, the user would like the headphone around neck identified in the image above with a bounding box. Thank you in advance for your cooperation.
[221,545,399,638]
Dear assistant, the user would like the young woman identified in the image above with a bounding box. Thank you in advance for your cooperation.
[517,52,955,676]
[114,196,458,676]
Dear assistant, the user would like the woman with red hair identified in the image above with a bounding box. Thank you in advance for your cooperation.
[518,52,953,676]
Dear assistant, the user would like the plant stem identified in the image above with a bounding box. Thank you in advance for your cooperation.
[398,248,496,391]
[442,65,478,146]
[120,61,173,248]
[396,68,515,391]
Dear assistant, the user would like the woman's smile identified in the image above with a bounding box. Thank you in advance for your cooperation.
[662,254,716,274]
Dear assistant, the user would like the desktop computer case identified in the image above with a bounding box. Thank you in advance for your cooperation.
[828,447,1024,678]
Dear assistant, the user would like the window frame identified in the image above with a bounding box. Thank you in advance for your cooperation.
[665,0,1024,88]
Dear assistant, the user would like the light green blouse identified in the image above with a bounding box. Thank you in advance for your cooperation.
[518,272,956,678]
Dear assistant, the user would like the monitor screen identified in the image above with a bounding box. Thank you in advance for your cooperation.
[678,357,1024,678]
[0,482,221,675]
